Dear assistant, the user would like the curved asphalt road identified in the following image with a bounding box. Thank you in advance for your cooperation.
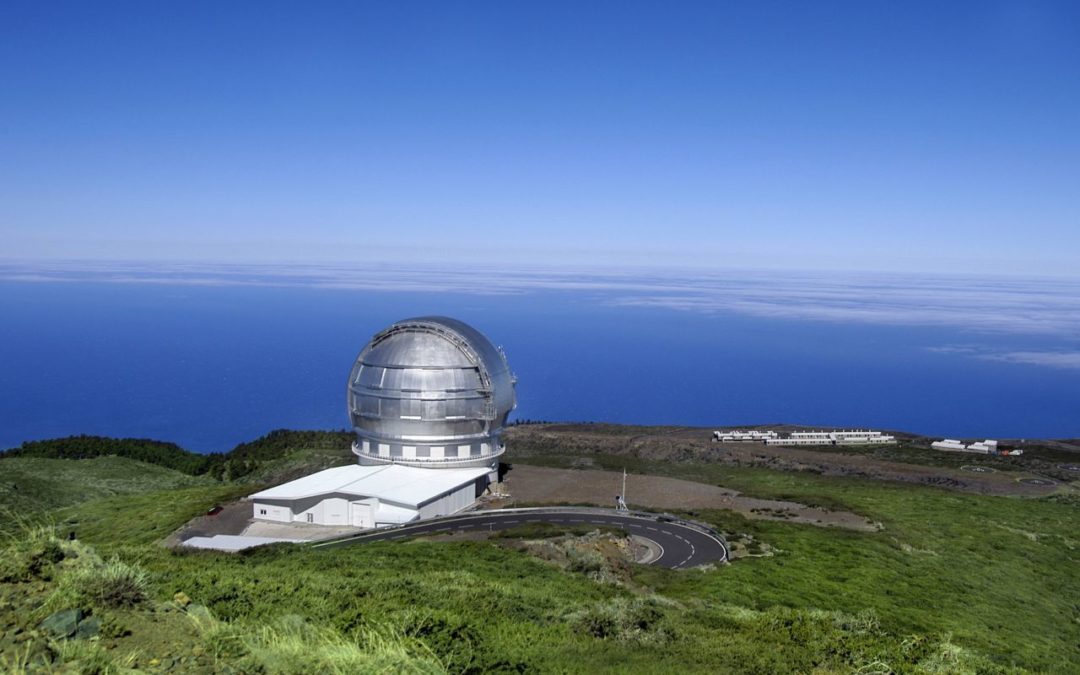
[313,508,728,569]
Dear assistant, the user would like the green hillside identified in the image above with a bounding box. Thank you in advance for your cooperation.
[5,483,1018,674]
[0,456,214,515]
[2,430,354,484]
[1,428,1077,673]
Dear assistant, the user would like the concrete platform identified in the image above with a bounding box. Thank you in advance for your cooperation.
[241,520,362,540]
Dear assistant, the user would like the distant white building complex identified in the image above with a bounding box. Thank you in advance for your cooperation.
[930,438,1021,455]
[713,429,896,446]
[250,317,516,529]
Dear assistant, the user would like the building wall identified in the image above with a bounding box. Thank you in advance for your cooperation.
[252,501,291,523]
[293,497,350,526]
[252,478,485,528]
[417,479,482,520]
[252,493,355,525]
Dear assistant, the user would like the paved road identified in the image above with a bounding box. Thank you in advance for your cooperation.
[313,508,728,569]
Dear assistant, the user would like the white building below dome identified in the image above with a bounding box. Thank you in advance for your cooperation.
[249,464,491,528]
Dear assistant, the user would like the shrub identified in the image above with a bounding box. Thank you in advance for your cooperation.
[188,608,447,674]
[0,520,71,582]
[401,610,482,671]
[59,557,149,609]
[49,639,139,675]
[569,596,673,644]
[243,616,445,675]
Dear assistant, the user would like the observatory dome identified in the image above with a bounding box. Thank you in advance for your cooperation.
[347,316,516,470]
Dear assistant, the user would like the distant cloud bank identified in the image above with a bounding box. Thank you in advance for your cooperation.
[927,345,1080,371]
[3,260,1079,344]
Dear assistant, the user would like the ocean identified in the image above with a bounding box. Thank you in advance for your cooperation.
[1,263,1078,452]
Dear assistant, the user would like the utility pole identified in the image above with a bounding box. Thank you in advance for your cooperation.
[615,467,628,511]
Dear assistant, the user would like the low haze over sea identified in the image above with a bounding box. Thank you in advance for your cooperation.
[2,261,1077,453]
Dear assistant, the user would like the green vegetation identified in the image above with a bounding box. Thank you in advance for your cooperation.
[1,429,354,483]
[211,429,354,482]
[3,504,1008,673]
[0,456,213,513]
[2,427,1077,672]
[489,522,622,540]
[514,451,1080,671]
[778,440,1080,481]
[188,612,445,674]
[3,435,207,473]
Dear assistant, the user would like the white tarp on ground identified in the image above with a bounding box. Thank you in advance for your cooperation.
[249,464,491,508]
[181,535,304,552]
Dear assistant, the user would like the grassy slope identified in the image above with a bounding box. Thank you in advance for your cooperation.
[52,485,1006,674]
[0,456,214,514]
[3,437,1075,671]
[517,452,1080,672]
[233,443,354,486]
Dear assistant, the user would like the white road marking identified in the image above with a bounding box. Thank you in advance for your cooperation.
[313,508,728,565]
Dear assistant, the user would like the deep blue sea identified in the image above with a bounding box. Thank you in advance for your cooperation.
[2,265,1078,453]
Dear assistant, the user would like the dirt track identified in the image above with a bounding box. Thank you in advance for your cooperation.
[499,464,879,531]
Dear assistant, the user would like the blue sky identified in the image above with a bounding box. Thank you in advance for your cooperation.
[1,1,1078,274]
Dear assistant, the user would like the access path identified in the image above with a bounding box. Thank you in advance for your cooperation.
[312,507,728,569]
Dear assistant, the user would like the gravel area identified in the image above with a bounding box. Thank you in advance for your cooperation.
[241,521,360,540]
[168,500,362,545]
[500,464,878,531]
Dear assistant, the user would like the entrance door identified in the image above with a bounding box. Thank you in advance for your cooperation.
[350,503,373,528]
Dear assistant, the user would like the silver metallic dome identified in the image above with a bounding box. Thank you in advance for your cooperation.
[347,316,516,469]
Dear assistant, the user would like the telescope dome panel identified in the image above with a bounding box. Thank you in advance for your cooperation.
[347,316,516,469]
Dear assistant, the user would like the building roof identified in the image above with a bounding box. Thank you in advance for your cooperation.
[249,463,490,508]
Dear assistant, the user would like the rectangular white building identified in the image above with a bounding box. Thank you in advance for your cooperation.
[765,430,896,446]
[931,439,998,454]
[249,464,491,529]
[713,430,779,442]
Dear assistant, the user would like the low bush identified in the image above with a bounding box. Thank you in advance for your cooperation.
[48,639,139,675]
[189,610,446,674]
[0,518,74,582]
[68,558,149,608]
[568,596,673,644]
[44,554,149,612]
